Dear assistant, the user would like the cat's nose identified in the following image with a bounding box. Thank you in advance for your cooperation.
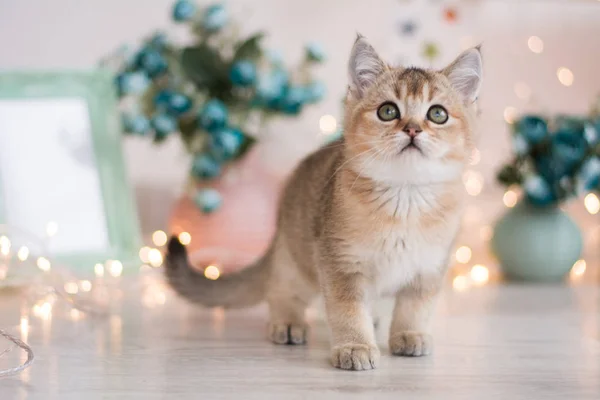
[402,122,423,138]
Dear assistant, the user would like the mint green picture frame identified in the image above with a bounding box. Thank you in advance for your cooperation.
[0,70,141,272]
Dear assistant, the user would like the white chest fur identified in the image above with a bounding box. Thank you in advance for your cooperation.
[370,227,452,296]
[349,184,461,296]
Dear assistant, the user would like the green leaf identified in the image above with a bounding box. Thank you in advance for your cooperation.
[233,33,264,62]
[181,44,230,92]
[497,164,522,186]
[232,135,256,161]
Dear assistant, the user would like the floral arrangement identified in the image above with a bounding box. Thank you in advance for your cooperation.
[497,105,600,207]
[104,1,325,213]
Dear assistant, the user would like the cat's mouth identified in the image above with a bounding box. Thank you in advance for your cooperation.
[399,141,423,155]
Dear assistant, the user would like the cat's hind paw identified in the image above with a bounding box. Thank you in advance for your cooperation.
[268,322,307,345]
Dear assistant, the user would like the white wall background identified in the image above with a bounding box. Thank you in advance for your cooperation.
[1,0,599,234]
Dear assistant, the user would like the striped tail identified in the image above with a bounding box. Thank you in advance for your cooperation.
[164,236,271,308]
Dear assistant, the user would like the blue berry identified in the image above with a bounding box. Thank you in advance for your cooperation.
[202,4,228,31]
[198,99,228,132]
[209,127,245,160]
[229,61,257,87]
[152,114,177,138]
[194,188,223,213]
[192,153,221,180]
[305,42,326,63]
[173,0,196,22]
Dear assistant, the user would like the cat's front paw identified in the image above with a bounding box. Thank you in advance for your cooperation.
[389,331,432,357]
[331,344,380,371]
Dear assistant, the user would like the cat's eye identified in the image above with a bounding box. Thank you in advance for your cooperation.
[377,103,400,121]
[427,105,449,124]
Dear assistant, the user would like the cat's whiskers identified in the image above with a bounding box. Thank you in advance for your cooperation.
[324,146,381,187]
[347,146,388,194]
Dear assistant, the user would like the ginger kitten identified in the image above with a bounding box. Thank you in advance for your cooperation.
[165,35,482,371]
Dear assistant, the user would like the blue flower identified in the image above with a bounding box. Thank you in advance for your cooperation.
[535,155,570,184]
[202,4,228,32]
[192,153,221,179]
[229,61,257,87]
[116,72,150,96]
[136,48,168,78]
[256,70,288,105]
[281,86,308,115]
[152,114,178,138]
[516,116,547,145]
[552,129,587,171]
[198,99,228,132]
[194,188,223,213]
[173,0,196,22]
[305,42,326,63]
[304,81,326,103]
[122,114,151,135]
[209,127,245,160]
[524,175,555,206]
[578,156,600,192]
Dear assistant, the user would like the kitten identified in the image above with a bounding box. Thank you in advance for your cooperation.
[165,35,482,371]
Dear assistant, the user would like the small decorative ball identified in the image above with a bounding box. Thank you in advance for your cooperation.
[202,4,228,32]
[136,48,168,78]
[305,42,326,63]
[517,116,547,144]
[304,81,326,103]
[194,188,223,213]
[123,114,151,135]
[168,93,193,115]
[422,42,440,62]
[281,87,307,115]
[198,99,228,132]
[524,175,555,206]
[209,127,245,160]
[192,153,222,180]
[173,0,196,22]
[152,113,178,138]
[229,61,257,87]
[116,72,150,96]
[398,20,417,36]
[443,7,458,23]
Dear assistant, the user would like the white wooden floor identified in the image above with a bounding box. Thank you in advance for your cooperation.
[1,280,599,399]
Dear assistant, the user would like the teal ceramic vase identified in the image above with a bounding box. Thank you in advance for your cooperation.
[491,201,583,282]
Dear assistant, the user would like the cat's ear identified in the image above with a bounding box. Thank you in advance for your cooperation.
[442,46,483,103]
[348,35,387,98]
